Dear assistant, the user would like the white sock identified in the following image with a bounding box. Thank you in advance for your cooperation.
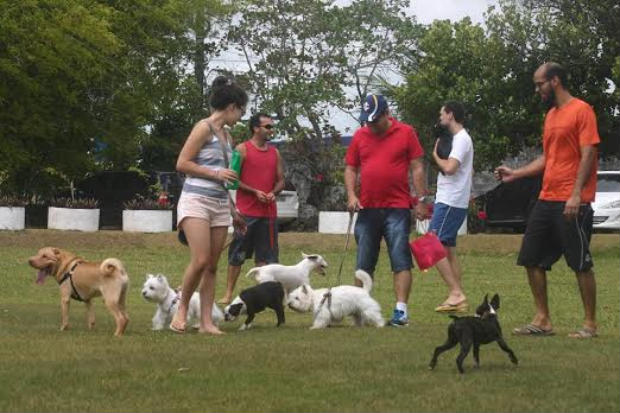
[396,301,407,316]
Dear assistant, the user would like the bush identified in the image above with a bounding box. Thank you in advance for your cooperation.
[123,195,172,210]
[0,195,28,207]
[49,197,99,209]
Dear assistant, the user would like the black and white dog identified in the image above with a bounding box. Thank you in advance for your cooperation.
[429,294,518,374]
[223,281,286,330]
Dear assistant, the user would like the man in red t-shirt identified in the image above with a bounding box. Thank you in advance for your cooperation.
[345,94,428,327]
[218,113,284,305]
[495,62,600,339]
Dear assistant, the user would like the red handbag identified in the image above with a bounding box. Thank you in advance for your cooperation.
[409,232,447,271]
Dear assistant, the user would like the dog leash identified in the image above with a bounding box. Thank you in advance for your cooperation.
[336,211,355,285]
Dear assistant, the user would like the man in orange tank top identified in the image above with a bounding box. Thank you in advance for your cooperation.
[495,62,600,339]
[218,113,285,305]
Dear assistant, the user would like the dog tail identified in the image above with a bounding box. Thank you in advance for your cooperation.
[354,270,373,292]
[101,258,126,277]
[245,267,260,279]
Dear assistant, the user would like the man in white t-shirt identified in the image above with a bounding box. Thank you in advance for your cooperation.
[429,101,474,313]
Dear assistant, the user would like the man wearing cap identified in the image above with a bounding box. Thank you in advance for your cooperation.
[344,94,428,327]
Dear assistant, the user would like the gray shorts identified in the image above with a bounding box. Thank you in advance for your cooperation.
[228,216,279,266]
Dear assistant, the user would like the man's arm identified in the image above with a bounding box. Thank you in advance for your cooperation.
[564,144,597,219]
[494,155,546,183]
[410,157,429,220]
[271,149,285,196]
[345,165,361,211]
[432,139,460,175]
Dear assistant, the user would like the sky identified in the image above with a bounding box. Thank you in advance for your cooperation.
[408,0,497,25]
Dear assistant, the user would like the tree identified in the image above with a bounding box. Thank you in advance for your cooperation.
[0,0,231,196]
[394,0,619,173]
[227,0,415,223]
[0,0,121,197]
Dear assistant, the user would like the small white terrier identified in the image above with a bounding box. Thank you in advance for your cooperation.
[141,273,223,330]
[287,269,385,329]
[246,252,328,293]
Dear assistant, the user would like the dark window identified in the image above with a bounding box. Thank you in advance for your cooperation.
[597,174,620,193]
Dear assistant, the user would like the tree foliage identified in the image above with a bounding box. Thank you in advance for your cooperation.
[0,0,228,197]
[394,0,619,172]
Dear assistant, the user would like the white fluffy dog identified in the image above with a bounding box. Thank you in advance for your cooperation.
[141,273,223,330]
[287,269,385,329]
[246,252,328,293]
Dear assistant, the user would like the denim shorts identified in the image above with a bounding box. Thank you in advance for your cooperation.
[354,208,412,276]
[428,202,467,247]
[228,216,279,266]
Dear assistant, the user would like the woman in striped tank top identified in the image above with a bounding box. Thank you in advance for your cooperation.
[170,76,248,335]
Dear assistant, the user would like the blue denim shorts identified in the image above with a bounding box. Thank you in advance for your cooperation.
[429,202,468,247]
[228,216,279,266]
[354,208,412,276]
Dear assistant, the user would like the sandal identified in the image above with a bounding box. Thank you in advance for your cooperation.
[568,327,598,339]
[512,323,554,336]
[435,301,468,313]
[169,318,186,334]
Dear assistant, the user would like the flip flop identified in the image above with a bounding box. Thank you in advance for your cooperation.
[169,321,186,334]
[568,327,598,339]
[512,324,555,336]
[435,301,468,313]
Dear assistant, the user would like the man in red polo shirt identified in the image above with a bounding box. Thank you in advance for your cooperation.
[345,94,428,327]
[495,62,600,339]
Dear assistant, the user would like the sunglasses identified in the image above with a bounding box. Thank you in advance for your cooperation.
[261,124,274,130]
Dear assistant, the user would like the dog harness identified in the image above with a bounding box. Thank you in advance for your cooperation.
[58,260,85,302]
[314,288,334,320]
[166,290,180,314]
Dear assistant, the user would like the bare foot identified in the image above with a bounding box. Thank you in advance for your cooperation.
[198,325,225,335]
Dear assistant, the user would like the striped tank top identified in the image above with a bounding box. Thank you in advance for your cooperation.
[182,131,232,200]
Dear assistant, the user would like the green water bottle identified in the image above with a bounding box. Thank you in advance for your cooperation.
[225,149,242,190]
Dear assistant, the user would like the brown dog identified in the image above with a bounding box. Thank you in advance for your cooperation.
[28,247,129,336]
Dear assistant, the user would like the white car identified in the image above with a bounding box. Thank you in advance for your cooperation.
[592,171,620,230]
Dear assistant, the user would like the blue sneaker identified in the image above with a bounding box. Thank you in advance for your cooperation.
[388,309,409,327]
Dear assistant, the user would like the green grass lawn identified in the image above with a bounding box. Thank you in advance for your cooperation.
[1,230,618,412]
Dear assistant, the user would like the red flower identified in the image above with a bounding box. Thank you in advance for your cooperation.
[477,210,487,220]
[157,192,169,207]
[315,174,324,182]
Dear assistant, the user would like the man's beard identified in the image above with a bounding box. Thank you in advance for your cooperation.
[541,88,556,109]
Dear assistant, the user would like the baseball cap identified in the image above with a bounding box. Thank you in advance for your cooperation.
[360,94,388,123]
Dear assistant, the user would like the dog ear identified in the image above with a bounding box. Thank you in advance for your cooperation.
[156,274,164,281]
[302,285,308,294]
[483,294,489,305]
[52,248,61,256]
[491,294,500,310]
